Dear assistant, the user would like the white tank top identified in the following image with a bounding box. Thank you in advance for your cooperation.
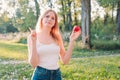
[36,39,60,70]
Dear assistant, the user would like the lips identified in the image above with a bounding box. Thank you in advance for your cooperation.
[46,21,51,24]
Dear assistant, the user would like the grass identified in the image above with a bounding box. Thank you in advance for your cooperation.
[72,49,120,58]
[0,40,120,80]
[0,56,120,80]
[61,56,120,80]
[0,40,27,60]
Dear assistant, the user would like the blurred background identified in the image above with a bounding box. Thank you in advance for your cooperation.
[0,0,120,50]
[0,0,120,80]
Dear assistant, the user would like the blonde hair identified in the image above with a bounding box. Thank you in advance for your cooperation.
[35,9,62,45]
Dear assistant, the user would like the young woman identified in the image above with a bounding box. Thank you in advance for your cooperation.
[27,9,81,80]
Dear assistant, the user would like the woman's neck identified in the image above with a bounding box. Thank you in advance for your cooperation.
[41,28,51,36]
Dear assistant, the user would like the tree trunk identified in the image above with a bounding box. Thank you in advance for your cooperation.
[48,0,53,8]
[81,0,91,49]
[61,0,66,26]
[34,0,40,20]
[104,13,109,25]
[67,0,72,31]
[74,1,77,25]
[116,1,120,34]
[111,2,114,23]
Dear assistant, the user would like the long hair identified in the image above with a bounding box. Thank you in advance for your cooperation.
[35,9,62,45]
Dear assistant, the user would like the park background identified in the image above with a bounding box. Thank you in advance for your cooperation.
[0,0,120,80]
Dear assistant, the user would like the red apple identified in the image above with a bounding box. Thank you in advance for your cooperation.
[74,25,81,32]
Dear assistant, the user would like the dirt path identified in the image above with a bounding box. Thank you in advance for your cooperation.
[0,54,120,65]
[0,59,28,64]
[72,54,120,59]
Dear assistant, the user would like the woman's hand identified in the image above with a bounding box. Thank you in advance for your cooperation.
[29,28,37,43]
[69,26,81,42]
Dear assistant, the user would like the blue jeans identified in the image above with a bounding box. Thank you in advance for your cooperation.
[32,66,62,80]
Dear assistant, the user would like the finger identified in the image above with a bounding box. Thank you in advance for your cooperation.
[29,27,32,32]
[32,33,36,37]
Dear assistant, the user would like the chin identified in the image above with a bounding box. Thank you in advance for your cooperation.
[44,25,52,28]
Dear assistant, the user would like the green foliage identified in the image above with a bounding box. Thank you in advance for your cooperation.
[57,0,81,31]
[15,8,22,18]
[17,37,27,44]
[0,0,36,32]
[92,40,120,50]
[91,17,116,39]
[90,15,120,50]
[0,26,6,33]
[97,0,119,8]
[14,7,36,32]
[22,8,36,31]
[0,22,18,33]
[6,24,18,33]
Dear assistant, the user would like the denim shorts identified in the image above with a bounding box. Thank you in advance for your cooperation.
[32,66,62,80]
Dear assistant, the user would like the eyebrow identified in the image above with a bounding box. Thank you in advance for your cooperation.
[46,14,55,18]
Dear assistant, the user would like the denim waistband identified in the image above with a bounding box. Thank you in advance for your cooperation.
[36,66,60,73]
[32,66,62,80]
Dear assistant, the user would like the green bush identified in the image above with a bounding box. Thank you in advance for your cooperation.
[17,37,27,44]
[91,17,116,40]
[92,40,120,50]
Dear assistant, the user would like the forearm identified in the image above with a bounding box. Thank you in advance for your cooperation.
[63,41,74,64]
[29,42,39,68]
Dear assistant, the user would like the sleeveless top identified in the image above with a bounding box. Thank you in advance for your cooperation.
[36,39,60,70]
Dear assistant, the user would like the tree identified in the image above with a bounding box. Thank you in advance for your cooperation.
[116,2,120,34]
[67,0,72,31]
[58,0,66,32]
[81,0,91,49]
[6,23,18,33]
[47,0,53,8]
[97,0,120,34]
[57,0,74,31]
[15,0,36,32]
[73,1,78,25]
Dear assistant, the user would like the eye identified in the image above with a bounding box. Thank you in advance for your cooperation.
[52,17,55,20]
[46,15,49,18]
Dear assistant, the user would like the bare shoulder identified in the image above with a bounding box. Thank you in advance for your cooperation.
[36,32,43,42]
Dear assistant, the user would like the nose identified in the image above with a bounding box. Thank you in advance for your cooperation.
[48,18,51,20]
[48,17,52,21]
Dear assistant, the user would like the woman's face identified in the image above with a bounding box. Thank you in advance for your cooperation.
[42,11,56,28]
